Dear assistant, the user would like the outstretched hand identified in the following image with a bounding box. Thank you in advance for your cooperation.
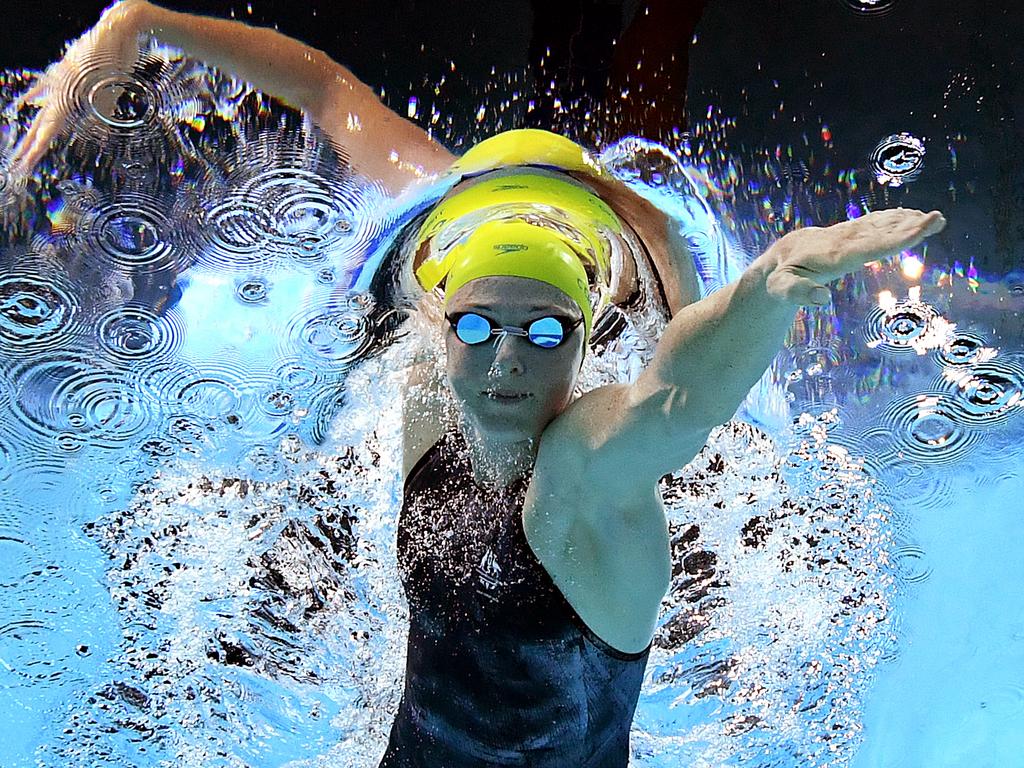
[764,208,947,306]
[9,0,149,179]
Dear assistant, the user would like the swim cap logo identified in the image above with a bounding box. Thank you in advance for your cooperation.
[493,243,528,253]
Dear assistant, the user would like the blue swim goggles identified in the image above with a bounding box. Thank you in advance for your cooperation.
[445,311,583,349]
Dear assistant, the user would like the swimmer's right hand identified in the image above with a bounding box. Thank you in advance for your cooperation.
[9,0,152,179]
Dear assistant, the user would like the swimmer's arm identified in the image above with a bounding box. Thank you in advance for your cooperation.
[571,209,946,497]
[132,1,453,190]
[575,254,796,487]
[13,0,453,192]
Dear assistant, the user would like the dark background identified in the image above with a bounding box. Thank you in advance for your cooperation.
[1,0,1021,269]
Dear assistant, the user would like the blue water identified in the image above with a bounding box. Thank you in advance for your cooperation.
[1,16,1023,768]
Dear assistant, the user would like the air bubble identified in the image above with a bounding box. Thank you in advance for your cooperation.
[870,133,925,187]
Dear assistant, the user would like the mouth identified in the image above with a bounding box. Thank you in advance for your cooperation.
[482,389,532,402]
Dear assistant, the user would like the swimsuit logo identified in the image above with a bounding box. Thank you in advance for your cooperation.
[474,546,503,602]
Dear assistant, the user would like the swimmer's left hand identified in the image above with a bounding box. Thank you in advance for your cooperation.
[763,208,947,306]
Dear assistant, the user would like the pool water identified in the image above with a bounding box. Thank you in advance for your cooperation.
[1,2,1021,766]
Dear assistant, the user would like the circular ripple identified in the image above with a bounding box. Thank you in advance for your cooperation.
[273,358,324,392]
[937,332,991,367]
[936,361,1024,428]
[862,300,941,354]
[137,359,263,429]
[282,304,376,369]
[47,51,192,148]
[56,179,103,213]
[235,278,270,305]
[6,354,159,449]
[87,75,156,129]
[183,150,383,273]
[83,196,173,268]
[891,543,933,584]
[96,305,184,363]
[0,435,14,483]
[879,390,982,464]
[839,0,897,15]
[0,270,82,358]
[870,133,925,187]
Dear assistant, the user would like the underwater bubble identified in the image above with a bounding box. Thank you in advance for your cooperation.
[236,278,270,305]
[0,271,81,357]
[316,268,336,285]
[137,436,178,468]
[870,133,925,187]
[241,444,286,481]
[879,390,981,464]
[96,305,183,363]
[162,413,215,456]
[840,0,897,15]
[937,360,1024,427]
[258,387,297,417]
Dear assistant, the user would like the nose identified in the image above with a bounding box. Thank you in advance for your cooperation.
[488,333,526,378]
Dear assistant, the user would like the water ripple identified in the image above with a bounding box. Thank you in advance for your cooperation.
[937,361,1024,427]
[6,353,158,449]
[870,133,925,187]
[96,305,185,363]
[936,331,993,367]
[0,269,82,358]
[283,303,375,369]
[839,0,898,16]
[863,300,941,354]
[75,194,178,274]
[878,390,981,464]
[46,50,192,147]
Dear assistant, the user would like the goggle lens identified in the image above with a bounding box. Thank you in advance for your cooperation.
[450,312,577,349]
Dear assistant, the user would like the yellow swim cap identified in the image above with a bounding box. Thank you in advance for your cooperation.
[414,170,620,291]
[447,128,606,180]
[442,220,595,343]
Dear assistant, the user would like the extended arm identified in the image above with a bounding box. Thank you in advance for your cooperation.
[12,0,454,192]
[560,208,947,502]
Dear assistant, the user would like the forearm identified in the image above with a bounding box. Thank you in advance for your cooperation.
[137,2,453,189]
[642,247,797,427]
[141,3,357,119]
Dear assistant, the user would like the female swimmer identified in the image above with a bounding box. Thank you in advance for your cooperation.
[8,3,946,765]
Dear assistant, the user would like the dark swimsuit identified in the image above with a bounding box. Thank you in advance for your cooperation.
[379,429,651,768]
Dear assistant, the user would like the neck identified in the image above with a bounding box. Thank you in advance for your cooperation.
[460,422,538,490]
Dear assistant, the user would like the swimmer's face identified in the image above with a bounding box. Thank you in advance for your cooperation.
[444,276,586,442]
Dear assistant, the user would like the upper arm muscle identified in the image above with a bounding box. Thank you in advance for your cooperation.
[551,376,716,503]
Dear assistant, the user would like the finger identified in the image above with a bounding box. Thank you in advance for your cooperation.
[766,266,832,307]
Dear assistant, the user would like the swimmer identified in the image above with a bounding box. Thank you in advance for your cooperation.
[9,2,947,765]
